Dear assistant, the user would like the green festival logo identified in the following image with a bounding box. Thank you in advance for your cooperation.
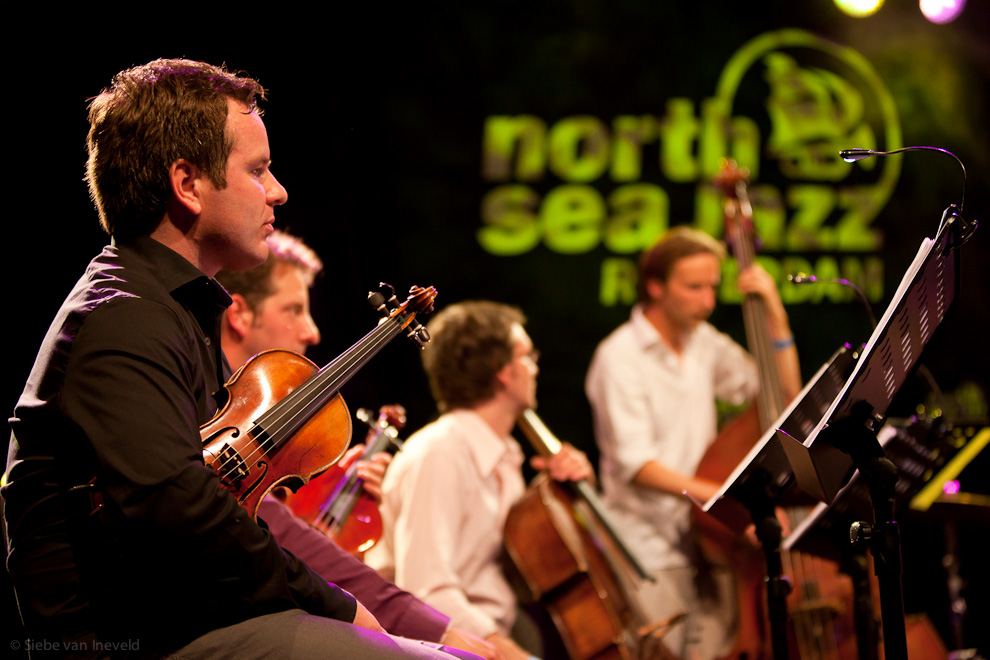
[479,29,902,307]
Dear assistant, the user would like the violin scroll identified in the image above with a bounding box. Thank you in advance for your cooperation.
[368,283,437,348]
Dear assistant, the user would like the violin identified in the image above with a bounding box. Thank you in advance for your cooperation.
[285,405,407,556]
[201,284,436,519]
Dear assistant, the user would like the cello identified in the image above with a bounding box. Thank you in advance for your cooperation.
[503,409,678,660]
[285,406,406,556]
[202,284,435,518]
[693,161,859,660]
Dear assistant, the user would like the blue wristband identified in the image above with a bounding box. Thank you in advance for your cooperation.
[773,336,795,350]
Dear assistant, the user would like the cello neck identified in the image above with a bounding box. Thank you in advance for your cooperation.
[516,409,651,580]
[518,408,563,458]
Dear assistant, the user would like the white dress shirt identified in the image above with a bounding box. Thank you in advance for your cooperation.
[585,305,759,572]
[366,409,525,638]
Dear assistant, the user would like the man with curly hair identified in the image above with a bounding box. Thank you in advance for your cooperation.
[367,301,595,660]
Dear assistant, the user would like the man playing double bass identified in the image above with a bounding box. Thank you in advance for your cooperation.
[366,301,596,660]
[585,227,802,660]
[3,58,481,660]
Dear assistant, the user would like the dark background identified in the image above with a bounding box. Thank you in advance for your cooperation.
[6,2,989,656]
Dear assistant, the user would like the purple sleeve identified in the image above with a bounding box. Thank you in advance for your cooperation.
[258,497,451,642]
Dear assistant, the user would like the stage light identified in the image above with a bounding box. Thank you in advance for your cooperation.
[920,0,966,24]
[834,0,885,18]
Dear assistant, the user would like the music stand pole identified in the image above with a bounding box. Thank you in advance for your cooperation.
[735,475,792,660]
[842,549,880,660]
[824,401,908,660]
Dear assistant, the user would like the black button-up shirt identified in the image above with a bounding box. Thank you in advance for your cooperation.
[5,236,355,657]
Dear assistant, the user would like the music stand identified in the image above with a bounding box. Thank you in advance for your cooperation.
[698,344,860,660]
[703,212,963,660]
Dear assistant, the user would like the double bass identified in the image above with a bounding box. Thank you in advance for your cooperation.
[503,409,678,660]
[202,285,435,518]
[694,161,860,660]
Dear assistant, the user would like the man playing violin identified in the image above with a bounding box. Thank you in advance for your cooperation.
[366,301,595,660]
[3,58,480,660]
[216,229,496,659]
[584,227,802,660]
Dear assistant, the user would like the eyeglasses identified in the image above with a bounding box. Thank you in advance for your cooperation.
[515,349,539,366]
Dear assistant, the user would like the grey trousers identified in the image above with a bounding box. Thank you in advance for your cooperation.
[165,609,482,660]
[633,565,737,660]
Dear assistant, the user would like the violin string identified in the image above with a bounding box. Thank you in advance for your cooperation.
[212,310,410,482]
[313,425,389,528]
[316,418,406,538]
[315,468,362,530]
[215,322,398,480]
[262,317,401,433]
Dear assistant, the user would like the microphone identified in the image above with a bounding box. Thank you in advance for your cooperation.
[840,145,967,213]
[839,145,977,249]
[787,272,877,329]
[786,273,816,285]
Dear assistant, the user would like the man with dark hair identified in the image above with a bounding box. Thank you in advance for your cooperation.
[366,301,595,660]
[215,230,495,659]
[585,226,802,660]
[3,58,477,660]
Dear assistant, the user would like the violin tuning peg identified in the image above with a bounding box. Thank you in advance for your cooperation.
[379,282,398,308]
[368,291,388,316]
[406,320,431,349]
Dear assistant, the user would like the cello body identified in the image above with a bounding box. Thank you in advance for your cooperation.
[504,475,641,660]
[503,411,676,660]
